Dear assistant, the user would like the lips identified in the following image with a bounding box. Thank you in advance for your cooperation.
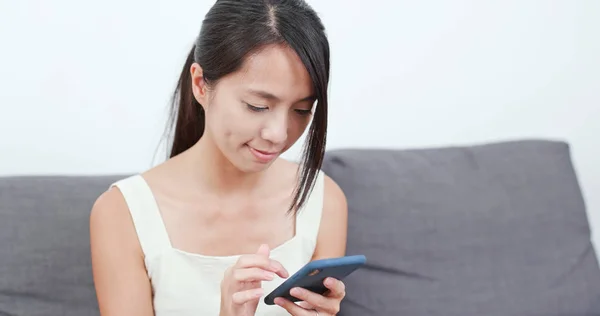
[248,146,279,163]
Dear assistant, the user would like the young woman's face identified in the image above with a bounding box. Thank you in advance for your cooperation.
[191,44,315,173]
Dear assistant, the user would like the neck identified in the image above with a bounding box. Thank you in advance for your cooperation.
[184,135,269,193]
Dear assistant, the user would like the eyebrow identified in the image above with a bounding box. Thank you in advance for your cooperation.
[247,89,316,104]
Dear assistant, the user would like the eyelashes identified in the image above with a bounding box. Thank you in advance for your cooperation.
[245,103,268,112]
[294,109,312,116]
[245,103,312,116]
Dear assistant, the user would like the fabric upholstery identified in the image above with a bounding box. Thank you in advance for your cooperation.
[0,175,124,316]
[322,140,600,316]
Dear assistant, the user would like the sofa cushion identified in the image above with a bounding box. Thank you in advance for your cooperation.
[0,175,125,316]
[322,140,600,316]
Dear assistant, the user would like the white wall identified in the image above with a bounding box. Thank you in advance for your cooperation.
[1,1,598,250]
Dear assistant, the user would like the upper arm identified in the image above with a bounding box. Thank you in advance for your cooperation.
[311,174,348,260]
[90,187,154,316]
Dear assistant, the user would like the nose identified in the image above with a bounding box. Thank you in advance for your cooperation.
[260,113,288,145]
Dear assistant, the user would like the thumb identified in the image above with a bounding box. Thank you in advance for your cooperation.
[256,243,270,257]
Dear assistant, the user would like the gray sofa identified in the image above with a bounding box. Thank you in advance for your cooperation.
[1,139,599,315]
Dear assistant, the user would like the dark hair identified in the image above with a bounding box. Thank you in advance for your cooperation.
[166,0,330,214]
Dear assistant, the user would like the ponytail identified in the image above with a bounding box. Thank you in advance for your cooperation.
[167,45,205,158]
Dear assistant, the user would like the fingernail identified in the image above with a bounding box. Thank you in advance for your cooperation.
[265,272,275,280]
[274,298,284,306]
[325,277,334,286]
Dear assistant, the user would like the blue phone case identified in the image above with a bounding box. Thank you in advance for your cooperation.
[263,255,366,305]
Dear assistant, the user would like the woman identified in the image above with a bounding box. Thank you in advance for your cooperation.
[90,0,348,315]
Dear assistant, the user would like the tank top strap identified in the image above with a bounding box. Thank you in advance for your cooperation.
[110,175,172,260]
[295,170,325,243]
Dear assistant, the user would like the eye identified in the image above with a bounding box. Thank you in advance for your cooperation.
[294,109,312,116]
[245,103,268,112]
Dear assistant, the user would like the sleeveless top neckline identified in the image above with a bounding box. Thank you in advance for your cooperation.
[109,171,325,315]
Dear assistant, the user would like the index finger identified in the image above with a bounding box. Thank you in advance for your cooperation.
[236,255,289,278]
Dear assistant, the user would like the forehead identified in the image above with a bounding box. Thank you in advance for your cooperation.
[223,44,314,102]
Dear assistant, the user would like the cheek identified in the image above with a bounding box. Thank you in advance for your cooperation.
[214,107,257,144]
[287,116,312,140]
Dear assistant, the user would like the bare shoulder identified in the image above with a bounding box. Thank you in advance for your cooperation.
[322,173,347,213]
[314,172,349,260]
[90,186,139,251]
[89,185,144,266]
[91,186,127,220]
[90,186,154,315]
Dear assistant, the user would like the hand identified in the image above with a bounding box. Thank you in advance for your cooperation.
[273,277,346,315]
[219,244,289,316]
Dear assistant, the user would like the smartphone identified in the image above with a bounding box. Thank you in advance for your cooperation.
[263,254,366,305]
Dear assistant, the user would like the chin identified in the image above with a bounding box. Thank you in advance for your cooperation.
[239,159,277,173]
[228,163,267,175]
[224,152,272,174]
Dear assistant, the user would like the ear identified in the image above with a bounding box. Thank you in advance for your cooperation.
[190,62,210,106]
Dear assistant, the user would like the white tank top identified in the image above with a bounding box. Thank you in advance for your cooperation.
[110,171,325,316]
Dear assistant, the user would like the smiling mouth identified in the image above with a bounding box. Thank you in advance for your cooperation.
[247,145,280,163]
[254,148,278,155]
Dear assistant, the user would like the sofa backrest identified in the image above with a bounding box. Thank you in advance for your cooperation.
[2,139,599,316]
[0,175,125,316]
[322,139,600,316]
